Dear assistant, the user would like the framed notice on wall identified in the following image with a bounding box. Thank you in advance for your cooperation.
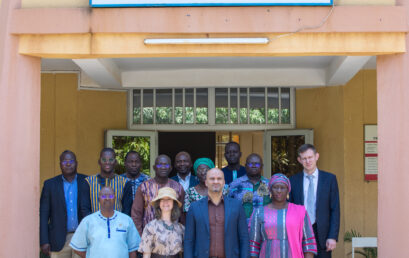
[90,0,332,7]
[364,125,378,181]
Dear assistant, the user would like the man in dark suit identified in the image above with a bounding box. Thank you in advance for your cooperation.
[40,150,87,257]
[289,144,340,258]
[171,151,199,191]
[184,168,250,258]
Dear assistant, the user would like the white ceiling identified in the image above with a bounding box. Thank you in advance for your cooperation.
[41,56,376,89]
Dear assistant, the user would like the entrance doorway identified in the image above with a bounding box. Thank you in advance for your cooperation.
[158,132,216,178]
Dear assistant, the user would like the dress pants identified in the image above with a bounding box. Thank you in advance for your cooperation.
[312,223,332,258]
[50,233,81,258]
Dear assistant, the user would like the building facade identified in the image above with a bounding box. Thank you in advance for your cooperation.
[1,0,408,257]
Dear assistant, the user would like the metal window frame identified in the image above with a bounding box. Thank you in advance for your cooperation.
[128,87,296,131]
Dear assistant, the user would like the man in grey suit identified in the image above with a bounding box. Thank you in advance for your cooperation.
[184,168,250,258]
[289,144,340,258]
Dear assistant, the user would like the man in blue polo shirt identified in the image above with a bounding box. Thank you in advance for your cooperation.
[70,186,140,258]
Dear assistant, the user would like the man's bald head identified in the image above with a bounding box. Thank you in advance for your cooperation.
[155,154,171,164]
[99,186,115,198]
[205,168,225,193]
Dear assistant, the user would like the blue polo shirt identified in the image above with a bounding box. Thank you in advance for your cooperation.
[70,211,140,258]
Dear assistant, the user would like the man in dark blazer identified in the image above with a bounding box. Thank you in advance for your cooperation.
[184,168,250,258]
[40,150,87,257]
[171,151,199,191]
[289,144,340,258]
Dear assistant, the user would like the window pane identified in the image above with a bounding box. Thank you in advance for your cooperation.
[281,88,291,124]
[270,135,304,177]
[156,89,172,124]
[112,136,151,175]
[239,88,248,124]
[175,89,183,124]
[215,88,228,124]
[230,88,238,124]
[250,88,265,124]
[143,89,153,124]
[133,89,141,124]
[185,89,194,124]
[196,88,208,124]
[267,88,279,124]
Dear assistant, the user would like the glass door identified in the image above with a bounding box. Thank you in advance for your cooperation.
[264,129,313,178]
[105,130,157,177]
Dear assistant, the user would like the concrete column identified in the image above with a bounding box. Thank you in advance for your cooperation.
[377,10,409,257]
[0,0,41,257]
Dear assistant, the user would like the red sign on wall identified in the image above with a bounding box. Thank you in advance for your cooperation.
[364,125,377,181]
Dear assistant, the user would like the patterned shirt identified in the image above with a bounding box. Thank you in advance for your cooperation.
[85,174,129,213]
[228,175,271,219]
[120,173,150,200]
[138,219,184,255]
[70,211,140,258]
[131,178,185,235]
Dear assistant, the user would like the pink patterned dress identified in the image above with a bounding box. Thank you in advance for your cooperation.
[249,204,317,258]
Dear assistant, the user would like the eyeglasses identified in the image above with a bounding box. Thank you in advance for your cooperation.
[100,194,115,200]
[101,158,116,163]
[246,162,261,168]
[155,164,170,169]
[61,160,75,166]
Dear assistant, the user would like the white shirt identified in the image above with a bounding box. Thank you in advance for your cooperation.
[303,168,319,224]
[177,173,191,191]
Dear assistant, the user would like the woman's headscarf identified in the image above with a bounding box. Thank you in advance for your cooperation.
[193,158,215,175]
[268,173,291,193]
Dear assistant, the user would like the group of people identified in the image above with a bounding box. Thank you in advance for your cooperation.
[40,142,340,258]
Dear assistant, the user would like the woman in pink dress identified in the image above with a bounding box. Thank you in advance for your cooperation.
[249,173,317,258]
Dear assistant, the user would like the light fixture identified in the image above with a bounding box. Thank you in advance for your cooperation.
[144,38,269,45]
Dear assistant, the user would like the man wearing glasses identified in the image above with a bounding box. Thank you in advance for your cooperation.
[228,153,271,222]
[81,148,132,216]
[40,150,88,258]
[131,154,185,235]
[70,186,140,258]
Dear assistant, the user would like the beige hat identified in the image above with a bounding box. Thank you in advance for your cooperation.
[150,187,182,208]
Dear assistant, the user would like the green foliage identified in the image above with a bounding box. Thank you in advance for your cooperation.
[156,107,172,124]
[112,136,151,176]
[134,107,208,124]
[40,252,49,258]
[196,107,208,124]
[344,229,377,258]
[250,108,265,124]
[134,104,290,125]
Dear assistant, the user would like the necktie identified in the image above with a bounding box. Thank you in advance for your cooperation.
[233,170,237,181]
[307,175,316,224]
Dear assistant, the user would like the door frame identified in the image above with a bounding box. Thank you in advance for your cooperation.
[263,129,314,178]
[105,129,158,176]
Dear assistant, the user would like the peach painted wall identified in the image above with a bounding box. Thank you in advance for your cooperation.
[40,73,127,185]
[377,33,409,257]
[1,0,41,257]
[296,69,378,258]
[21,0,395,8]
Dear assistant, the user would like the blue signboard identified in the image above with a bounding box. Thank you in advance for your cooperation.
[90,0,332,7]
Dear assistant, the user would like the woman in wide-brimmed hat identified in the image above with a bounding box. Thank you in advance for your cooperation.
[138,187,184,258]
